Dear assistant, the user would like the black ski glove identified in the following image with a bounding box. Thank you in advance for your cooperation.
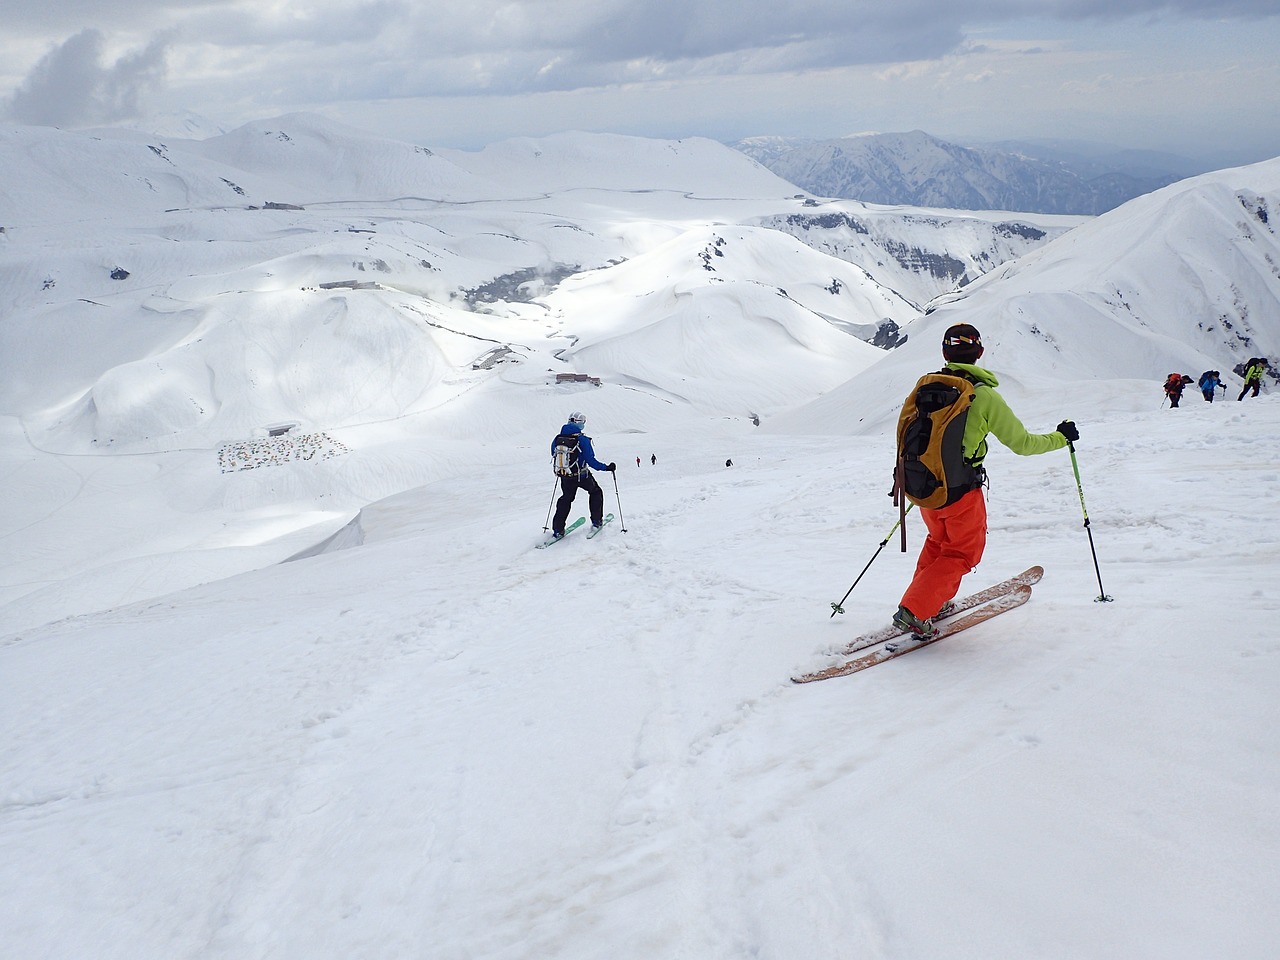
[1056,420,1080,442]
[607,462,617,472]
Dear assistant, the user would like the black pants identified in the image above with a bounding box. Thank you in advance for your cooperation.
[1238,382,1260,400]
[553,473,604,532]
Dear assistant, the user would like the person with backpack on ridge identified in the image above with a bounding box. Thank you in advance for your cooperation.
[1198,370,1223,402]
[550,411,615,539]
[890,323,1077,639]
[1164,373,1193,407]
[1237,358,1269,400]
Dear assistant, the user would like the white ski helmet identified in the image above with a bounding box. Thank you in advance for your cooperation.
[568,411,586,424]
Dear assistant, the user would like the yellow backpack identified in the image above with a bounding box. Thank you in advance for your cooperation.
[893,369,984,511]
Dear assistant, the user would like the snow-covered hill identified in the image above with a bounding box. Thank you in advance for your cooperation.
[772,160,1280,438]
[2,115,1280,960]
[755,205,1080,310]
[0,117,1077,461]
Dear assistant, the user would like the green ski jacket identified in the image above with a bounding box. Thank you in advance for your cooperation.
[945,362,1069,467]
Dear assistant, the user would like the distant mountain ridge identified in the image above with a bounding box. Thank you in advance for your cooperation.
[732,131,1201,215]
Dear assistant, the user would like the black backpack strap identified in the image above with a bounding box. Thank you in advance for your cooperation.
[940,366,981,384]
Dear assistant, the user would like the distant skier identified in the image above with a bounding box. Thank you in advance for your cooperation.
[890,324,1076,640]
[1164,373,1193,408]
[650,453,657,466]
[1198,370,1223,402]
[549,412,615,540]
[636,456,641,468]
[1237,358,1269,400]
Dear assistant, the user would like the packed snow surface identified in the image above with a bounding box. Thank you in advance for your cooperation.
[2,116,1279,959]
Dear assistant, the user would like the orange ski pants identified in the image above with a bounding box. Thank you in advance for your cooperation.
[899,488,988,620]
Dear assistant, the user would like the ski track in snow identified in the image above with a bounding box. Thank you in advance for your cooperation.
[3,400,1279,959]
[4,127,1280,959]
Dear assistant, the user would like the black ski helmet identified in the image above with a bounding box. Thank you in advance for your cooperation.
[942,323,984,364]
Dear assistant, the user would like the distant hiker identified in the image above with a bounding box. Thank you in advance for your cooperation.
[1164,373,1193,408]
[1198,370,1223,402]
[890,323,1076,639]
[650,453,657,466]
[549,412,615,539]
[725,459,733,467]
[636,456,641,467]
[1237,358,1268,400]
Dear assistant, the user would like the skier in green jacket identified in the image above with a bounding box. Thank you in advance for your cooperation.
[894,324,1077,638]
[1238,358,1269,400]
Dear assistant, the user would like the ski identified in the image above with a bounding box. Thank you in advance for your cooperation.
[585,514,615,538]
[832,565,1043,657]
[792,585,1032,683]
[536,516,587,549]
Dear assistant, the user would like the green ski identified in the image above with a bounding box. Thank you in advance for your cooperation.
[536,516,587,549]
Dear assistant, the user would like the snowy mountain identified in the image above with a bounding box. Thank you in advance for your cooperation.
[94,110,231,141]
[755,205,1080,310]
[972,137,1207,183]
[0,116,1077,463]
[3,115,1280,960]
[774,161,1280,437]
[734,130,1194,214]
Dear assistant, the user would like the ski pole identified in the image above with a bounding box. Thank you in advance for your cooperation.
[1067,441,1114,603]
[830,505,913,617]
[611,470,628,532]
[543,478,559,532]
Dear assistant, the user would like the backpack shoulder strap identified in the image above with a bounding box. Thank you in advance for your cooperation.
[937,366,983,387]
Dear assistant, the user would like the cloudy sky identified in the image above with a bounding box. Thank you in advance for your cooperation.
[2,0,1278,165]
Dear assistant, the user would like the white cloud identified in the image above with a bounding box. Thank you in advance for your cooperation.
[4,29,170,126]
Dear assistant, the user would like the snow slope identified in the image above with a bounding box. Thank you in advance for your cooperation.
[3,400,1278,960]
[775,160,1280,437]
[0,118,1082,628]
[2,117,1279,960]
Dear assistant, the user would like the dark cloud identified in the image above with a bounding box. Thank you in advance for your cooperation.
[203,0,404,46]
[0,0,235,36]
[356,0,971,98]
[573,0,961,63]
[1037,0,1279,17]
[369,0,1278,96]
[5,29,170,126]
[3,0,1275,124]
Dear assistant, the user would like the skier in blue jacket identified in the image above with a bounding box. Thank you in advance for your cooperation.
[1198,370,1223,402]
[550,412,615,538]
